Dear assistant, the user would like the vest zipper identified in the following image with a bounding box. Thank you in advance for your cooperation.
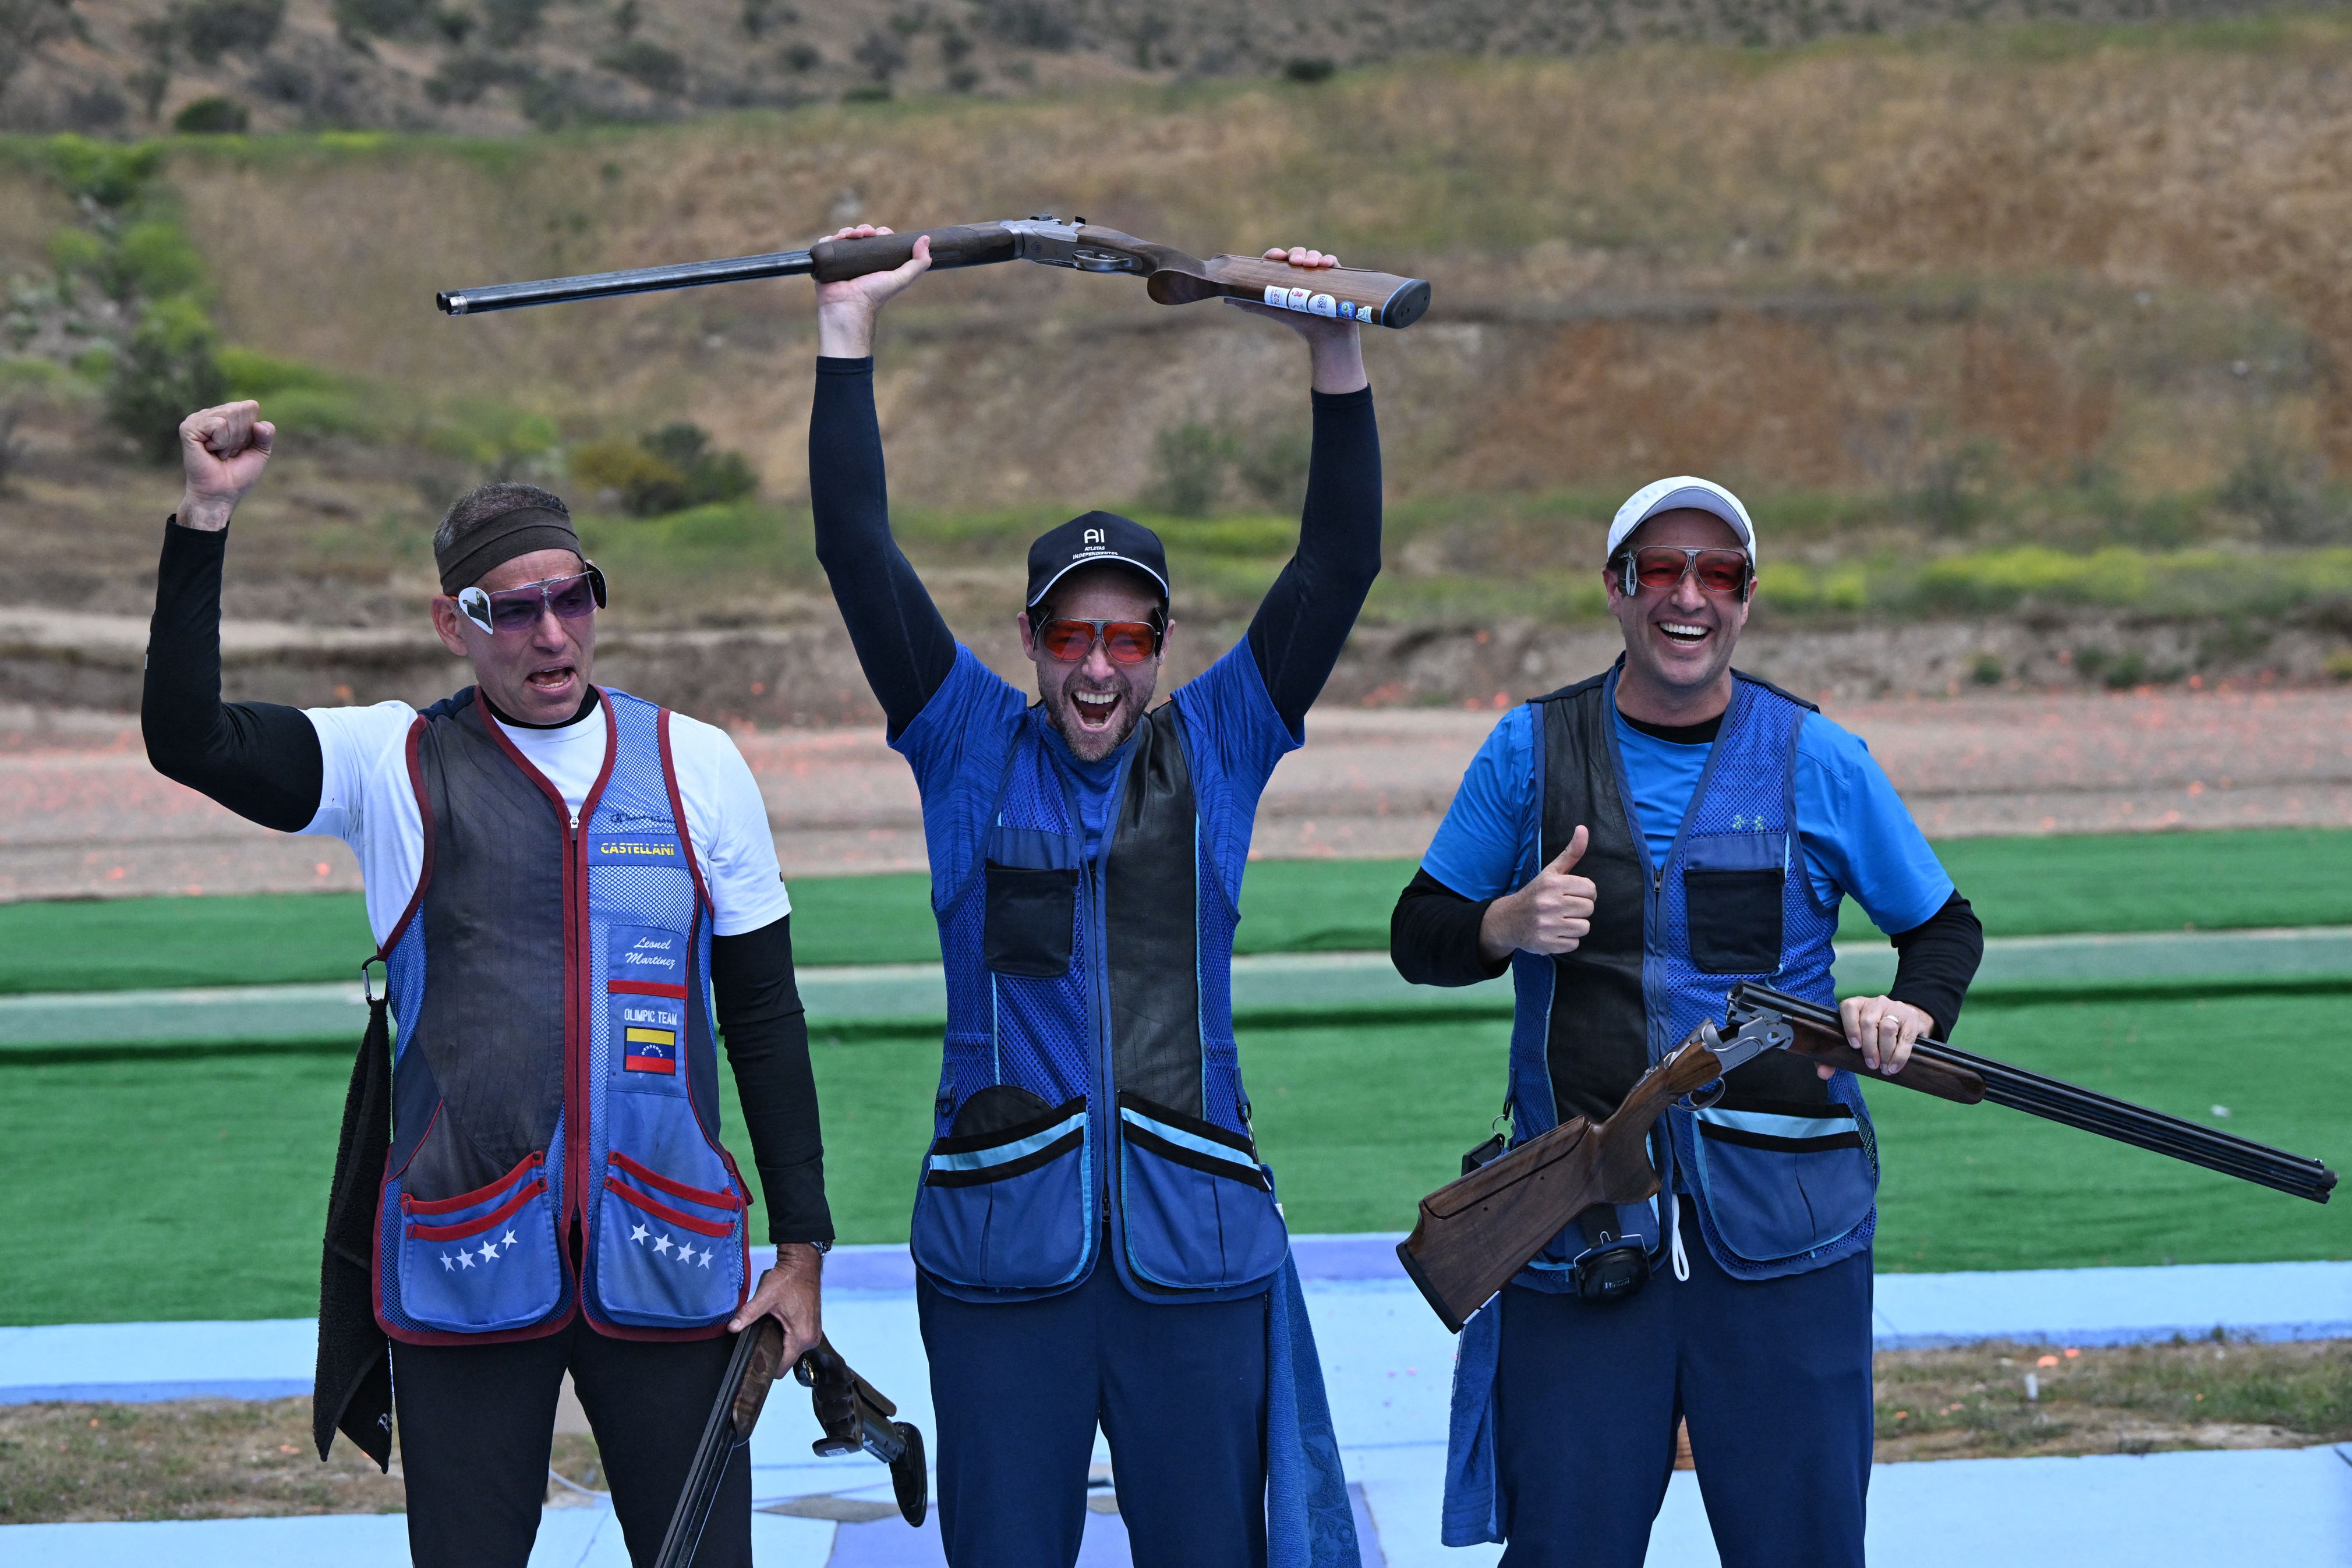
[564,808,589,1270]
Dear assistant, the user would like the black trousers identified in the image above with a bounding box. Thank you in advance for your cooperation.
[918,1261,1269,1568]
[392,1316,749,1568]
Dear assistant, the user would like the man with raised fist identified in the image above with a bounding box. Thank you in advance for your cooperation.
[804,228,1378,1567]
[1389,479,1984,1566]
[142,401,829,1567]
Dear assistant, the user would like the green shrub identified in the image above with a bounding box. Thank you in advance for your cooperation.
[40,136,165,208]
[599,40,687,94]
[333,0,432,36]
[572,424,758,517]
[172,97,252,134]
[178,0,287,64]
[111,220,207,302]
[572,437,687,514]
[45,227,105,281]
[217,346,342,399]
[105,296,227,463]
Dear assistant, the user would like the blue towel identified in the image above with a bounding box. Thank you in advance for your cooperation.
[1266,1255,1361,1568]
[1441,1297,1506,1546]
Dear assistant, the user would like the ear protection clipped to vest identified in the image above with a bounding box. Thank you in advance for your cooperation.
[1569,1203,1653,1304]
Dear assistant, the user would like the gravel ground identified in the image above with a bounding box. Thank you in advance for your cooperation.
[3,686,2348,900]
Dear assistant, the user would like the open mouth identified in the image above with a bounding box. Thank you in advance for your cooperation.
[1070,689,1120,731]
[1656,620,1711,649]
[525,664,577,695]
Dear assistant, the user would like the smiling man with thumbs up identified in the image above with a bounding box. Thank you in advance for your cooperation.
[1388,479,1985,1566]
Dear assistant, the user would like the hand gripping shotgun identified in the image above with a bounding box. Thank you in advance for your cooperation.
[436,215,1431,328]
[654,1321,928,1567]
[1395,984,2337,1334]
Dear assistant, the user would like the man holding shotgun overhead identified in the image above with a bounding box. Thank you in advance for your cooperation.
[1388,480,1985,1566]
[805,226,1377,1567]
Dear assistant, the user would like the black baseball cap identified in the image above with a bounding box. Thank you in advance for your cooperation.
[1025,511,1170,611]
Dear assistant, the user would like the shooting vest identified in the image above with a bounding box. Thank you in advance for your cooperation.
[1506,661,1876,1280]
[910,698,1289,1303]
[1440,663,1877,1546]
[370,687,750,1344]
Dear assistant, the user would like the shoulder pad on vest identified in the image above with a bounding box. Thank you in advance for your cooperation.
[419,686,478,723]
[1730,669,1821,713]
[1528,671,1610,707]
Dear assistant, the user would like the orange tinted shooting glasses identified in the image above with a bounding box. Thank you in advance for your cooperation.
[1617,546,1752,599]
[1034,618,1163,664]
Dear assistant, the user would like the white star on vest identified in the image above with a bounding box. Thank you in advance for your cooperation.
[440,1252,455,1272]
[653,1234,674,1256]
[457,1250,475,1269]
[697,1248,714,1268]
[630,1223,650,1245]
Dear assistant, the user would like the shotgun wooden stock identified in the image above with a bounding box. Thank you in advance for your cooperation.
[1395,1024,1730,1333]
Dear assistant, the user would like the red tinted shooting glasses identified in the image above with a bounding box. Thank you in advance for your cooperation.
[1615,546,1752,599]
[1034,618,1163,664]
[456,567,608,635]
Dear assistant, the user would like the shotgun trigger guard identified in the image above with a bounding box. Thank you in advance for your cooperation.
[1680,1077,1728,1112]
[1674,1014,1794,1110]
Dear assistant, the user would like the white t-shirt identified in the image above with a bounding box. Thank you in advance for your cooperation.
[300,698,792,947]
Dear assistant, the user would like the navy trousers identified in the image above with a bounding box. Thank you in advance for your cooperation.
[392,1318,748,1568]
[918,1258,1270,1568]
[1494,1198,1873,1567]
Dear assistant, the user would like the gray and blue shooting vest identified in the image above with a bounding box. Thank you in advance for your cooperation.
[371,687,750,1344]
[1442,663,1877,1544]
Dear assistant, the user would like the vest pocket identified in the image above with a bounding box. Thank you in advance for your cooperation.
[984,862,1077,978]
[1686,1103,1877,1264]
[1682,831,1788,974]
[593,1098,748,1328]
[1115,1092,1289,1293]
[397,1153,563,1333]
[911,1089,1091,1290]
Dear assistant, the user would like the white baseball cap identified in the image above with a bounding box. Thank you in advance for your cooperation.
[1605,477,1758,562]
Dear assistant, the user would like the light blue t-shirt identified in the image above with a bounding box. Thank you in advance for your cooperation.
[1421,700,1954,936]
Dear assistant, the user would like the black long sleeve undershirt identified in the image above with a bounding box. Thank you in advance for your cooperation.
[1391,872,1985,1040]
[143,521,326,829]
[809,356,1382,738]
[710,915,833,1246]
[140,519,830,1243]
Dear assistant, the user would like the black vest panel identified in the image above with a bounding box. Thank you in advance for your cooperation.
[1535,680,1652,1126]
[405,696,570,1197]
[1105,703,1204,1117]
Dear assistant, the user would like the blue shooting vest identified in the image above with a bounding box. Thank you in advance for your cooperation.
[371,688,751,1344]
[902,645,1357,1566]
[1443,665,1876,1545]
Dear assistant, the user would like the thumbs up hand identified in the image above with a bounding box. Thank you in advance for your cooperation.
[1478,824,1598,961]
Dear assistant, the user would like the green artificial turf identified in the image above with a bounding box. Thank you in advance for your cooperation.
[4,827,2349,995]
[5,991,2343,1325]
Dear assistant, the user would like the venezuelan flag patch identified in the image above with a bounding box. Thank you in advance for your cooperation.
[624,1025,678,1075]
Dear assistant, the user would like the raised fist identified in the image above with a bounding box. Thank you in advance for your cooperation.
[176,401,274,532]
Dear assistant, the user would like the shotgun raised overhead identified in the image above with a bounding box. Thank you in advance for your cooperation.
[435,217,1433,327]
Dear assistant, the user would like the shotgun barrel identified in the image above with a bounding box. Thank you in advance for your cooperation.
[1727,983,2336,1204]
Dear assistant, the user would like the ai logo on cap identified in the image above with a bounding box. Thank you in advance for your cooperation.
[1084,529,1105,546]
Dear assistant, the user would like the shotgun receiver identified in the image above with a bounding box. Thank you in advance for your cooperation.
[1397,993,2336,1334]
[435,216,1431,327]
[653,1322,926,1567]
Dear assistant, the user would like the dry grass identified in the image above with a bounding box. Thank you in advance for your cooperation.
[2,1339,2340,1524]
[0,1396,613,1525]
[1871,1337,2352,1462]
[94,23,2352,512]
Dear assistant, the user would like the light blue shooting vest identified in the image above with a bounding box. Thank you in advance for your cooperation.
[1444,666,1878,1545]
[902,646,1357,1567]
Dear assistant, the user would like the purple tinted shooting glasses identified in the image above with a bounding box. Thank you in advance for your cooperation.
[455,566,609,636]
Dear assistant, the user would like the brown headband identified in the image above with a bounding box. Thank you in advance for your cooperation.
[436,507,583,595]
